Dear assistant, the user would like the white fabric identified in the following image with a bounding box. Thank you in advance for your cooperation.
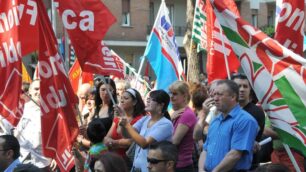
[205,105,217,124]
[0,116,13,135]
[15,101,51,168]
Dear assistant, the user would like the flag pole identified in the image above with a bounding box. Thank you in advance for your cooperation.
[283,143,302,172]
[218,24,231,80]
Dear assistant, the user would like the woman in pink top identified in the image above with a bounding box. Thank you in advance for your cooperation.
[169,81,197,172]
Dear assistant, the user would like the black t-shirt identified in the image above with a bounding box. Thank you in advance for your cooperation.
[243,102,265,141]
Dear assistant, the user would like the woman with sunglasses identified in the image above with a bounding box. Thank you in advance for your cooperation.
[104,88,145,168]
[117,90,173,172]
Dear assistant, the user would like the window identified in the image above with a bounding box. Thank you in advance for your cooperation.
[122,0,131,26]
[149,2,154,26]
[252,14,258,27]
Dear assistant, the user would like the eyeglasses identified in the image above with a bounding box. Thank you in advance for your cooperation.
[147,158,169,164]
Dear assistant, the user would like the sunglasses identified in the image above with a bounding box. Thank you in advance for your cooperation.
[147,158,169,164]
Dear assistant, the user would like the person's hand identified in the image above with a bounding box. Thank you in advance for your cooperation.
[50,159,57,171]
[202,97,215,114]
[114,104,125,117]
[119,117,128,127]
[253,141,261,153]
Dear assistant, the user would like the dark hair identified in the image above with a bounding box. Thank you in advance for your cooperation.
[255,163,290,172]
[217,80,239,101]
[94,77,117,118]
[0,135,20,160]
[87,119,107,144]
[149,141,178,163]
[231,73,247,80]
[13,164,41,172]
[95,152,128,172]
[125,88,146,118]
[149,90,171,120]
[190,83,208,111]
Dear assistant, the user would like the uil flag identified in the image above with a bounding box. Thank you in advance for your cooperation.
[0,0,39,126]
[274,0,304,56]
[144,1,184,91]
[37,1,79,171]
[212,0,306,156]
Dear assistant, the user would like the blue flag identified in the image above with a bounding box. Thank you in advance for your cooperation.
[144,1,184,92]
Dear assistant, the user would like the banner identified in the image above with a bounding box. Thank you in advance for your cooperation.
[205,0,240,83]
[191,0,207,52]
[275,0,304,56]
[144,1,184,91]
[55,0,124,78]
[212,0,306,156]
[0,0,39,126]
[37,1,79,171]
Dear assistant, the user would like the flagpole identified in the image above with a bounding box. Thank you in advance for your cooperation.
[283,143,302,172]
[218,24,231,80]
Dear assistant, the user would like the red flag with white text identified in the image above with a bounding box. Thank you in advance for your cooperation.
[274,0,304,56]
[0,0,39,126]
[55,0,124,78]
[205,0,240,83]
[37,1,79,171]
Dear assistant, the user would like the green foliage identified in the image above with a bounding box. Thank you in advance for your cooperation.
[260,25,275,38]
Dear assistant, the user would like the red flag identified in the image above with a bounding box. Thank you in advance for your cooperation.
[55,0,124,78]
[0,0,39,126]
[68,59,94,94]
[205,0,240,83]
[37,1,79,171]
[274,0,304,56]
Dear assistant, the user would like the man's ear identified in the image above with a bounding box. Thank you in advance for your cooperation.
[6,149,14,159]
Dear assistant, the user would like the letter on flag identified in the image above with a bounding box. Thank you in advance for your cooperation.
[55,0,124,78]
[212,0,306,156]
[144,1,184,91]
[274,0,304,56]
[204,0,240,83]
[37,1,79,171]
[0,0,39,126]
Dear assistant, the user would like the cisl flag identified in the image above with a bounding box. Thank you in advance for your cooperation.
[55,0,124,78]
[37,1,79,171]
[0,0,39,126]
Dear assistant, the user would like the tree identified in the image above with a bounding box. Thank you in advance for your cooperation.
[184,0,200,83]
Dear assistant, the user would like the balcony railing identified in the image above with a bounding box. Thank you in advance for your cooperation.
[147,25,187,36]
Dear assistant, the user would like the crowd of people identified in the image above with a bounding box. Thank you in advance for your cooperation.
[0,73,303,172]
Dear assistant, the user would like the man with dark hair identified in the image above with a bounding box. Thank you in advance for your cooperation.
[0,135,21,172]
[147,141,178,172]
[232,73,265,170]
[198,80,258,172]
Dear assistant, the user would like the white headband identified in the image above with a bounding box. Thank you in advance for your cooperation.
[126,88,136,98]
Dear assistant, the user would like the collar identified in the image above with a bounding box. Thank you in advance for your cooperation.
[217,104,241,120]
[4,158,20,172]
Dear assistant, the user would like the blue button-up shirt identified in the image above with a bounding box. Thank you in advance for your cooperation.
[203,104,258,171]
[4,158,21,172]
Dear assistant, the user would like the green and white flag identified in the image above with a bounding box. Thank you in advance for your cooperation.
[191,0,207,52]
[212,0,306,156]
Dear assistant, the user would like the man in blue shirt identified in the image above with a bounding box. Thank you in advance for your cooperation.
[198,80,258,172]
[0,135,21,172]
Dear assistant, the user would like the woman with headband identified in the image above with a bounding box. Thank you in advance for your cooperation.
[104,88,145,168]
[117,90,174,172]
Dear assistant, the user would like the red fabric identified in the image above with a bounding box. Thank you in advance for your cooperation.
[111,116,143,157]
[274,0,304,56]
[271,149,305,172]
[37,1,79,171]
[68,59,94,94]
[0,0,39,126]
[55,0,124,78]
[205,0,240,83]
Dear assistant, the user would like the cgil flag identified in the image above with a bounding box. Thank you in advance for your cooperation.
[144,1,184,91]
[191,0,207,52]
[204,0,240,83]
[212,0,306,156]
[274,0,304,56]
[37,1,79,171]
